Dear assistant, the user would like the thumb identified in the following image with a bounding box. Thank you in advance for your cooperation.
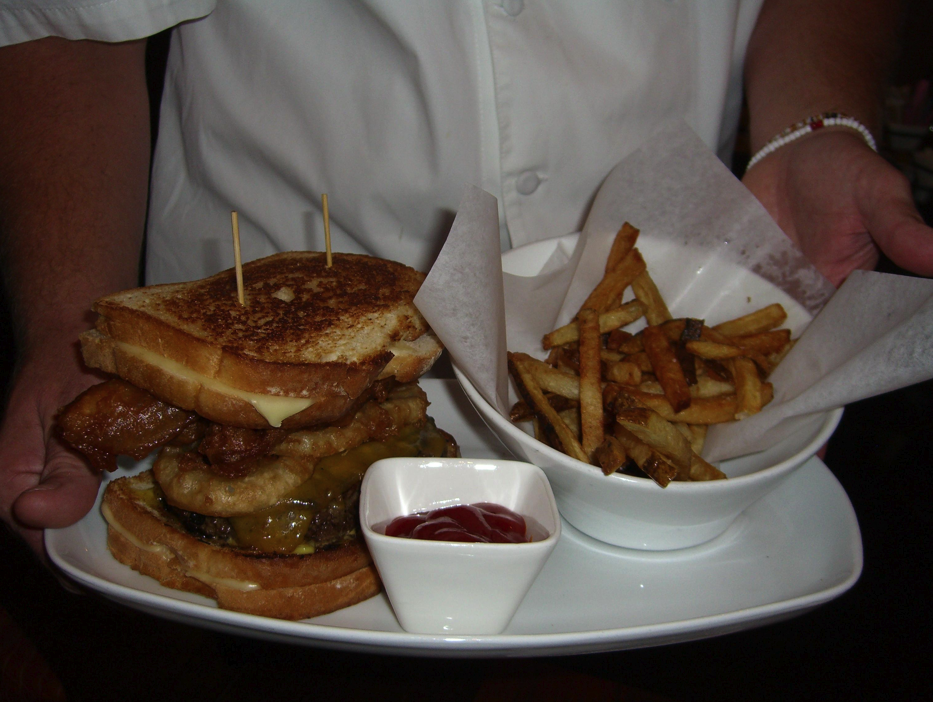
[862,171,933,276]
[13,441,101,531]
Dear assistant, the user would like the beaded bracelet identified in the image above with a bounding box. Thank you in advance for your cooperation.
[745,112,878,171]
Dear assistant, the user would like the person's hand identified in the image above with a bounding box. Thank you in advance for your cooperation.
[742,129,933,286]
[0,342,103,557]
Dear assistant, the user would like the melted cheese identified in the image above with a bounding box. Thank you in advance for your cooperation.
[228,421,449,554]
[184,569,261,592]
[116,341,314,427]
[101,501,172,558]
[102,501,261,592]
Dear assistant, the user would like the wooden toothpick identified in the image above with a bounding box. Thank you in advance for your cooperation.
[231,211,245,306]
[321,193,333,267]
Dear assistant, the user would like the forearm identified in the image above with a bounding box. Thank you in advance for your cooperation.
[0,37,150,362]
[744,0,902,152]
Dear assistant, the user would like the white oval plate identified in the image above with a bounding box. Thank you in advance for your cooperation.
[47,380,862,657]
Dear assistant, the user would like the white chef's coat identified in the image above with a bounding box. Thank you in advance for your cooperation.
[1,0,763,281]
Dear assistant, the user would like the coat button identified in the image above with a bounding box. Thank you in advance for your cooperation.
[516,170,541,195]
[501,0,524,17]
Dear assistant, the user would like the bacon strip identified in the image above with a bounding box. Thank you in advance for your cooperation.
[56,379,200,472]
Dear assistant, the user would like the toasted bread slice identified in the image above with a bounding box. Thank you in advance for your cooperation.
[102,471,381,620]
[81,252,443,428]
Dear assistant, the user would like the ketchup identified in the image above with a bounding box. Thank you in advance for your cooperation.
[382,502,531,543]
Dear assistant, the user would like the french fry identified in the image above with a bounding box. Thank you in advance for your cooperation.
[689,453,726,481]
[509,354,581,400]
[616,401,720,481]
[660,318,688,341]
[506,219,796,488]
[601,301,648,331]
[546,345,579,375]
[713,303,787,337]
[605,360,641,385]
[543,300,647,349]
[679,422,708,455]
[767,338,795,370]
[639,376,735,399]
[677,320,704,384]
[545,346,564,366]
[532,416,546,444]
[611,332,643,354]
[536,420,564,451]
[577,308,605,458]
[692,375,736,398]
[688,423,707,447]
[635,379,665,395]
[526,359,581,400]
[611,425,678,488]
[674,421,696,450]
[731,329,792,355]
[579,248,646,313]
[680,317,704,342]
[509,393,578,422]
[508,352,589,463]
[685,339,744,360]
[510,400,533,423]
[631,269,672,325]
[541,326,577,350]
[602,382,645,414]
[624,351,653,373]
[732,356,763,419]
[761,381,774,405]
[614,407,692,477]
[700,359,731,386]
[601,349,623,363]
[674,341,698,386]
[642,324,692,413]
[623,388,738,424]
[700,326,773,375]
[593,435,628,476]
[558,408,581,439]
[606,328,634,351]
[605,222,640,273]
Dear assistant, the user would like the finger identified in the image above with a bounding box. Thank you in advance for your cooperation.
[0,394,50,523]
[0,418,58,554]
[864,185,933,277]
[0,386,100,538]
[13,440,101,530]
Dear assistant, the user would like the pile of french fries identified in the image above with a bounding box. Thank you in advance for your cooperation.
[507,223,794,488]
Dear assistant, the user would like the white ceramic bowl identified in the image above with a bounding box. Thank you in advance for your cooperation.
[452,233,843,551]
[455,365,842,551]
[359,457,561,635]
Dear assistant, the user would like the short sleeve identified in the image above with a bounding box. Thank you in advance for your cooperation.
[0,0,216,47]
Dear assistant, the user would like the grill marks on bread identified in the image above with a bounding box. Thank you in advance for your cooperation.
[80,253,443,427]
[95,253,430,365]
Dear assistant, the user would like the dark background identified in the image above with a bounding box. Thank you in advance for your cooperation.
[2,7,932,700]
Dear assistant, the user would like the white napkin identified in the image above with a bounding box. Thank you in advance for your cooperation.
[704,269,933,460]
[414,187,511,414]
[416,121,933,462]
